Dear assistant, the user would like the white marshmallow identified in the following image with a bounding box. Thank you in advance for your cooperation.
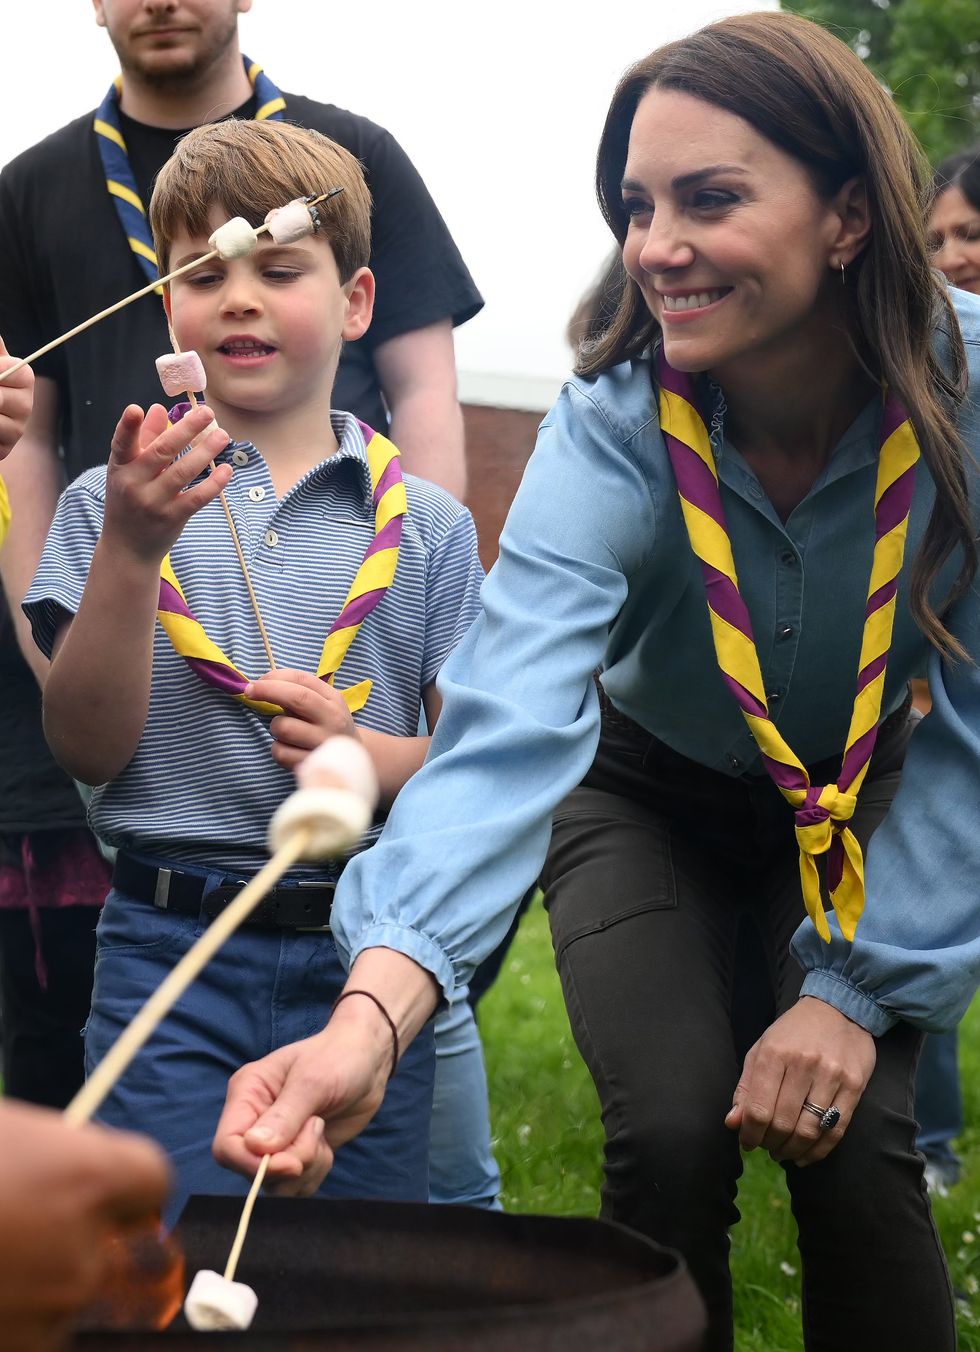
[297,735,379,807]
[267,786,372,860]
[155,351,207,398]
[264,198,315,245]
[184,1269,258,1331]
[208,217,259,259]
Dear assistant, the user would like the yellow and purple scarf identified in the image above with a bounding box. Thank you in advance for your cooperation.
[657,350,920,941]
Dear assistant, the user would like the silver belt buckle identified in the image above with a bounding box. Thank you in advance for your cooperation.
[153,867,174,909]
[294,879,333,932]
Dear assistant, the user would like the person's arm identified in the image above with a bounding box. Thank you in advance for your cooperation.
[42,404,230,785]
[212,378,659,1182]
[0,376,63,685]
[374,320,466,500]
[0,1098,169,1352]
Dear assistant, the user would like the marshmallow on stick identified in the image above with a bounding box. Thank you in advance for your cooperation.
[155,350,207,398]
[0,188,343,387]
[63,735,379,1130]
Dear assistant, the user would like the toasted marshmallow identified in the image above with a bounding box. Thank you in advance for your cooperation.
[296,735,379,806]
[264,198,315,245]
[155,351,207,398]
[267,786,372,860]
[184,1269,258,1331]
[208,217,259,259]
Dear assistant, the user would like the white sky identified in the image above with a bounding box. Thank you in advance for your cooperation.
[2,0,776,408]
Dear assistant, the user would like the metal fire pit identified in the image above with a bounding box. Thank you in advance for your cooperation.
[74,1195,706,1351]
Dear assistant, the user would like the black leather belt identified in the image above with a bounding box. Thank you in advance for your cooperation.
[113,853,334,931]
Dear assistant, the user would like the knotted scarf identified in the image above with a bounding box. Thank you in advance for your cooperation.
[656,349,920,942]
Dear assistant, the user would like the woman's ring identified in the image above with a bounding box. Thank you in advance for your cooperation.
[802,1099,841,1131]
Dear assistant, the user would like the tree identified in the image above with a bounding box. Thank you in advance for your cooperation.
[788,0,980,163]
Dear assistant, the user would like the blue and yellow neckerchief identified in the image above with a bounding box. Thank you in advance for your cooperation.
[93,56,286,287]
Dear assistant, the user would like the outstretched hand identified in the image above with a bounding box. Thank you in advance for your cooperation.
[244,668,358,770]
[103,402,231,564]
[212,996,394,1195]
[0,334,35,460]
[725,995,876,1165]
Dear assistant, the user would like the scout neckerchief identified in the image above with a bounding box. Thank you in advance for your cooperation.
[656,348,920,942]
[94,57,286,287]
[156,421,407,717]
[0,475,10,549]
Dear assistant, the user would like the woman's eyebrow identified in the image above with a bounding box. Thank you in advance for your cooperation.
[621,164,750,194]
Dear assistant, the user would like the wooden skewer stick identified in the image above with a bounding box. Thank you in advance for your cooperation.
[225,1154,270,1283]
[0,188,344,387]
[63,824,313,1127]
[169,321,277,671]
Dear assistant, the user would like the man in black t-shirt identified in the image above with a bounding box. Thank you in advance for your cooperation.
[0,0,483,1111]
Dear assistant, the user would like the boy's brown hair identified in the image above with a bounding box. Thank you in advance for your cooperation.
[150,119,371,280]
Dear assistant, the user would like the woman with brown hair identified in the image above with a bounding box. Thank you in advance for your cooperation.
[218,12,977,1348]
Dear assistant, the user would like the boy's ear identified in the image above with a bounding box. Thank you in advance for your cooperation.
[161,288,173,326]
[342,268,375,342]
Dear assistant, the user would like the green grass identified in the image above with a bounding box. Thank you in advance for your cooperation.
[480,895,980,1350]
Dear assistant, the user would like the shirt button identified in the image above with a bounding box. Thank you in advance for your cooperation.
[264,528,279,548]
[777,624,794,641]
[232,449,249,466]
[780,550,797,565]
[747,482,764,500]
[728,754,742,770]
[767,690,782,704]
[248,486,266,503]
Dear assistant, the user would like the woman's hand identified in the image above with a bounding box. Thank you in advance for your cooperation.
[211,998,393,1196]
[244,669,358,769]
[725,995,877,1165]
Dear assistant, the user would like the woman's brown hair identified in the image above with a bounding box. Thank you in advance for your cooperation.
[580,10,975,658]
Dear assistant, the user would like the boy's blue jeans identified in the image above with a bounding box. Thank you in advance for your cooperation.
[85,884,435,1225]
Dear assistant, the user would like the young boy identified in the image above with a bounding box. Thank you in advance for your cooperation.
[24,120,484,1220]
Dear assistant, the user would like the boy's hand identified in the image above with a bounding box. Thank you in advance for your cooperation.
[0,335,35,460]
[103,403,231,565]
[244,669,358,769]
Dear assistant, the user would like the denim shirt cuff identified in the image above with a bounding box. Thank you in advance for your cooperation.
[800,970,899,1037]
[332,921,457,1001]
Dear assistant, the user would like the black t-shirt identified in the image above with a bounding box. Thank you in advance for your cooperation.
[0,90,483,476]
[0,595,86,831]
[0,91,482,832]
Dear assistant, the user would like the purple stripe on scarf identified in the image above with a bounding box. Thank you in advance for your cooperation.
[656,351,697,402]
[879,392,909,447]
[373,457,402,503]
[875,466,917,541]
[826,838,844,894]
[168,401,193,425]
[158,578,195,620]
[761,752,808,793]
[326,586,386,639]
[865,577,898,619]
[855,649,889,697]
[356,418,378,446]
[705,566,756,643]
[839,724,878,791]
[185,656,248,695]
[364,516,403,559]
[664,434,727,530]
[721,671,767,719]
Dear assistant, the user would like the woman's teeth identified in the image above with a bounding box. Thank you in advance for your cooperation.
[662,290,728,312]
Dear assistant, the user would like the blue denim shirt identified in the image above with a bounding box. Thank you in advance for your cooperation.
[332,288,980,1036]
